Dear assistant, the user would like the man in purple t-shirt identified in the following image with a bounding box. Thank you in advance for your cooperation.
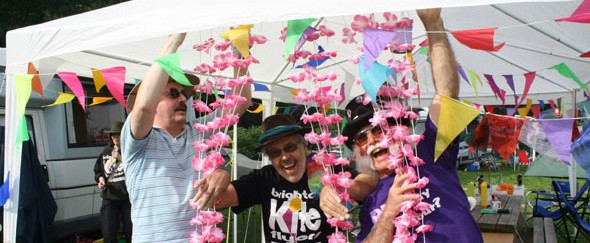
[320,9,482,243]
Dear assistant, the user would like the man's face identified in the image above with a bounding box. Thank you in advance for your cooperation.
[264,134,307,183]
[155,82,190,126]
[110,133,121,146]
[353,124,396,177]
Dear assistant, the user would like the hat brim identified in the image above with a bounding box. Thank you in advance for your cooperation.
[342,111,374,150]
[255,127,311,150]
[105,130,121,134]
[126,74,200,112]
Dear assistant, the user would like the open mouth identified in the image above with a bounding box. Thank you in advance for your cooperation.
[370,147,389,159]
[281,160,297,170]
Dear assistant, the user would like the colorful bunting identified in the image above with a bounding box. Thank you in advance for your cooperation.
[155,52,193,86]
[484,74,506,105]
[581,50,590,58]
[450,28,505,52]
[517,72,536,106]
[221,24,253,58]
[503,74,518,105]
[359,56,394,105]
[42,93,76,108]
[57,72,87,111]
[247,103,263,113]
[0,172,10,206]
[531,105,541,119]
[15,74,33,142]
[90,97,113,106]
[27,63,43,96]
[101,67,127,109]
[468,70,482,96]
[539,119,576,164]
[253,82,270,92]
[295,27,318,53]
[550,63,589,92]
[435,95,480,161]
[471,114,526,159]
[91,68,106,92]
[506,108,515,116]
[485,106,495,113]
[519,120,560,162]
[571,123,590,175]
[363,28,410,72]
[555,0,590,23]
[457,63,470,85]
[517,99,533,117]
[39,57,63,91]
[285,18,317,58]
[17,117,29,142]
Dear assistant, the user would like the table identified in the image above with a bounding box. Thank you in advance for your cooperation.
[471,195,529,243]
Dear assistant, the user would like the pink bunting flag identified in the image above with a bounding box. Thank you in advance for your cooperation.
[450,28,505,52]
[539,119,576,164]
[556,0,590,23]
[518,72,536,106]
[101,67,127,109]
[339,82,346,106]
[484,74,506,105]
[548,99,556,112]
[57,72,86,111]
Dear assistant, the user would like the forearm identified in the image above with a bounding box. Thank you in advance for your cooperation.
[363,202,398,243]
[348,173,377,202]
[131,34,185,138]
[425,19,459,99]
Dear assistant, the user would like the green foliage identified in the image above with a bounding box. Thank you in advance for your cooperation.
[1,0,127,47]
[230,125,262,159]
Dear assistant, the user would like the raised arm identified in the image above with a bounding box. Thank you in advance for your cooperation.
[130,34,186,139]
[193,169,239,210]
[418,9,459,125]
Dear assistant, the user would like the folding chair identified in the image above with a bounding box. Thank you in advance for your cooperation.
[553,179,590,242]
[525,181,572,219]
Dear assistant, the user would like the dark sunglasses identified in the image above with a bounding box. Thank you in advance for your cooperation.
[265,142,299,159]
[164,88,191,100]
[354,125,383,146]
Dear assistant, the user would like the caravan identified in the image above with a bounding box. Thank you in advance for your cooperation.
[1,48,132,241]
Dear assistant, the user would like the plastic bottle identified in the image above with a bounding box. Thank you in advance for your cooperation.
[480,181,488,208]
[467,182,475,197]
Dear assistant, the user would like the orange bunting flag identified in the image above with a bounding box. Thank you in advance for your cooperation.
[435,95,480,161]
[221,24,253,58]
[91,68,106,92]
[470,114,526,160]
[42,93,76,108]
[450,28,505,52]
[28,62,43,95]
[90,97,113,106]
[290,89,298,96]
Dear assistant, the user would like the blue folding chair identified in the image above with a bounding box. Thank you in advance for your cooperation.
[553,179,590,242]
[526,181,573,219]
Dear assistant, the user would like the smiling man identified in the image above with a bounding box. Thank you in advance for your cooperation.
[195,114,375,242]
[120,33,251,242]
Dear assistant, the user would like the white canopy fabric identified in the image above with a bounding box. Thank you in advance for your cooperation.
[5,0,589,241]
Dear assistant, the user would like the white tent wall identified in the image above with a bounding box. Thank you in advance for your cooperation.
[5,0,589,241]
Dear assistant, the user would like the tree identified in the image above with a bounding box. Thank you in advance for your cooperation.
[1,0,127,47]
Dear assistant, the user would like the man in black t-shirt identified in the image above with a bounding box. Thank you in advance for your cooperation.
[194,114,376,242]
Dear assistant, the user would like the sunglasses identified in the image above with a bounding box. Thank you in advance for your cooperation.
[354,125,383,146]
[265,142,299,159]
[163,88,191,100]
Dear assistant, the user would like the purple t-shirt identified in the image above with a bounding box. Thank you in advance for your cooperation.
[356,117,482,242]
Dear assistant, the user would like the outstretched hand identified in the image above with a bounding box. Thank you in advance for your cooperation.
[193,170,230,210]
[384,172,421,217]
[320,186,350,220]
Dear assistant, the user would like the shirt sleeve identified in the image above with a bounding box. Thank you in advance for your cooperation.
[230,168,264,214]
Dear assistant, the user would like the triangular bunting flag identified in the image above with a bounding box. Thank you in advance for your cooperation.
[359,56,394,105]
[518,120,560,161]
[363,28,398,72]
[91,68,106,92]
[450,28,505,52]
[468,70,481,96]
[0,172,10,206]
[253,82,270,92]
[295,27,318,54]
[470,114,526,159]
[531,105,541,119]
[28,62,43,95]
[539,119,576,164]
[247,103,263,113]
[90,97,113,106]
[556,0,590,23]
[550,63,589,92]
[581,50,590,58]
[42,92,76,108]
[457,63,470,85]
[285,18,316,58]
[155,52,192,86]
[221,24,253,58]
[296,46,329,68]
[57,72,87,111]
[15,74,33,118]
[435,95,480,161]
[101,67,127,109]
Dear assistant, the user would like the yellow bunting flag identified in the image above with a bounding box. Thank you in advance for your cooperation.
[273,106,280,114]
[435,95,480,161]
[290,89,298,96]
[15,74,34,142]
[91,68,106,92]
[517,98,533,118]
[28,62,43,96]
[42,93,76,108]
[247,103,264,113]
[468,70,481,97]
[90,97,113,106]
[221,24,253,58]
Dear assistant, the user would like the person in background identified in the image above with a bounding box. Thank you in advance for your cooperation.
[94,121,132,243]
[194,114,376,243]
[120,33,251,242]
[320,8,482,243]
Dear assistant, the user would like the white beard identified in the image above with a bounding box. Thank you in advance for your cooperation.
[353,149,378,178]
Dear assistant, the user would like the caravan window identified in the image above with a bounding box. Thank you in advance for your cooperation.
[63,77,130,148]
